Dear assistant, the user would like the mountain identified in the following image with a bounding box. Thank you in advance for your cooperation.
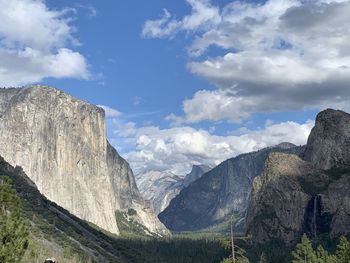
[159,143,303,232]
[0,85,168,236]
[136,165,211,215]
[0,154,126,262]
[303,109,350,169]
[0,155,229,263]
[183,165,212,188]
[136,170,184,215]
[246,109,350,260]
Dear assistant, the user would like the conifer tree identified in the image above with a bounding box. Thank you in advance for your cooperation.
[0,176,29,263]
[315,245,336,263]
[335,236,350,263]
[292,234,317,263]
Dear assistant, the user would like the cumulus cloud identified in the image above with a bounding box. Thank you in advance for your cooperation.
[144,0,350,123]
[0,0,89,86]
[108,116,313,175]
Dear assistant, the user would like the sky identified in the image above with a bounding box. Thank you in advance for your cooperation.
[0,0,349,175]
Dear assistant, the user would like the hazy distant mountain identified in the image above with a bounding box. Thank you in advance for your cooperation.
[183,165,212,187]
[159,143,304,232]
[0,85,168,237]
[136,165,211,215]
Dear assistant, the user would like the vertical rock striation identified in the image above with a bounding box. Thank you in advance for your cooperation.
[0,85,168,236]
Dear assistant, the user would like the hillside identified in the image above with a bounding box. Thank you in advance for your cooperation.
[0,155,229,263]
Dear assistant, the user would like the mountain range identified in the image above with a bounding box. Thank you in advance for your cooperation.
[1,85,350,263]
[159,142,304,232]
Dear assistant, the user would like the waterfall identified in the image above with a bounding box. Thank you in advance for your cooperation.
[313,195,318,238]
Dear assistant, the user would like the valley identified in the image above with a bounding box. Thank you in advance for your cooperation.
[1,86,350,262]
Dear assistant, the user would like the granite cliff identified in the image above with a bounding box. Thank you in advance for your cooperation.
[0,85,168,236]
[136,165,210,215]
[159,143,303,232]
[247,109,350,249]
[304,109,350,169]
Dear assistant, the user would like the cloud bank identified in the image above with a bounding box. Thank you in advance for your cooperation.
[0,0,89,86]
[106,105,313,174]
[144,0,350,124]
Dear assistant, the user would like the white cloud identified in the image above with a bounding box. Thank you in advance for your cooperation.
[142,0,221,38]
[98,105,122,118]
[167,89,254,124]
[144,0,350,123]
[0,0,89,86]
[108,117,313,175]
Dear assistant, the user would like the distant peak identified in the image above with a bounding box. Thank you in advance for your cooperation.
[191,164,211,171]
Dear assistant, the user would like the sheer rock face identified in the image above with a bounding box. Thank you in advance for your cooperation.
[304,109,350,169]
[159,144,303,232]
[247,152,350,247]
[0,85,168,236]
[247,110,350,246]
[136,165,211,215]
[246,153,316,246]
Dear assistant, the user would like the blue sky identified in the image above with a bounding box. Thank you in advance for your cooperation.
[1,0,349,174]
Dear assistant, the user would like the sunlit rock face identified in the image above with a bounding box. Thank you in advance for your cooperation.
[0,85,168,236]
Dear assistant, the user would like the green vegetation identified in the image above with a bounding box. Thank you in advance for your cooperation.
[0,176,29,263]
[290,234,350,263]
[115,210,152,238]
[220,245,250,263]
[292,234,350,263]
[0,157,230,262]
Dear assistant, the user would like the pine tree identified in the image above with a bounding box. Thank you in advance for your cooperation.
[0,176,29,263]
[292,234,317,263]
[315,245,336,263]
[335,236,350,263]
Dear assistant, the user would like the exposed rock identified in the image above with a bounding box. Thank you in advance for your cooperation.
[247,152,350,247]
[247,109,350,247]
[0,85,168,236]
[136,170,184,215]
[304,109,350,169]
[183,165,211,188]
[159,144,303,232]
[136,165,211,215]
[246,153,316,246]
